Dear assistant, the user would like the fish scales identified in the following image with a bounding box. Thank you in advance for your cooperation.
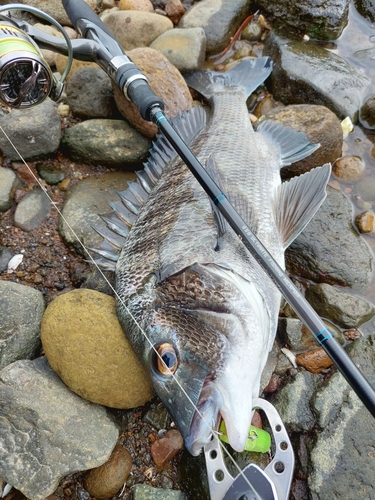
[93,57,331,456]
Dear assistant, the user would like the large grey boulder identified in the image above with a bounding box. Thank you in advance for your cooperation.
[0,357,119,500]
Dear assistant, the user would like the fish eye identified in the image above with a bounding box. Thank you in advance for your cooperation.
[153,343,178,376]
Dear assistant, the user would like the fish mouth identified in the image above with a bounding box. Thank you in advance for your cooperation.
[184,379,222,456]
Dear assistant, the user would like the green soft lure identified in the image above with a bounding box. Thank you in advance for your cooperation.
[219,421,271,453]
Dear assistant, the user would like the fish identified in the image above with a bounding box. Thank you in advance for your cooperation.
[91,56,331,456]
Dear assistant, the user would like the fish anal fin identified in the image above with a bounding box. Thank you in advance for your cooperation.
[257,120,320,166]
[274,163,332,249]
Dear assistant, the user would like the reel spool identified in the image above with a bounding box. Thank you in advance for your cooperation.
[0,4,72,108]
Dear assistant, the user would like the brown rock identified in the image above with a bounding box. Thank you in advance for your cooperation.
[150,429,184,467]
[261,104,343,178]
[112,47,193,137]
[84,444,132,499]
[41,289,154,408]
[333,156,366,183]
[343,329,362,341]
[119,0,154,11]
[103,11,173,51]
[55,54,98,81]
[263,373,281,394]
[355,211,375,233]
[296,348,333,374]
[165,0,186,25]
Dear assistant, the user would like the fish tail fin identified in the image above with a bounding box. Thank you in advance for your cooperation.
[184,57,272,100]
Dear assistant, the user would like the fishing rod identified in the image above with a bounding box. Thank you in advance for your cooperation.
[0,1,374,498]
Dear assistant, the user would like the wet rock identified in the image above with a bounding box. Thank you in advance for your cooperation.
[308,335,375,499]
[41,288,154,408]
[143,400,169,430]
[305,283,375,328]
[36,163,65,185]
[257,0,349,39]
[150,27,206,72]
[359,94,375,129]
[354,0,375,22]
[241,20,263,42]
[83,445,132,499]
[332,155,366,183]
[296,348,333,374]
[165,0,186,24]
[263,31,370,121]
[112,48,193,137]
[150,429,184,467]
[0,356,118,500]
[20,0,96,26]
[0,167,20,211]
[0,280,44,370]
[0,247,14,273]
[355,210,374,233]
[355,174,375,201]
[103,10,173,50]
[59,171,136,254]
[277,317,317,353]
[0,99,61,161]
[286,187,373,289]
[66,68,117,118]
[273,371,320,432]
[119,0,154,11]
[14,189,51,232]
[62,118,151,166]
[179,0,252,56]
[133,484,186,499]
[260,104,342,177]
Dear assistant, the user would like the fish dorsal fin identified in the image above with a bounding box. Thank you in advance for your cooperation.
[274,163,332,249]
[206,154,228,249]
[184,57,272,100]
[257,120,320,166]
[89,106,207,269]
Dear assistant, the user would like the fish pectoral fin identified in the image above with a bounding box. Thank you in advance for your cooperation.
[206,154,229,249]
[257,120,320,166]
[273,163,332,249]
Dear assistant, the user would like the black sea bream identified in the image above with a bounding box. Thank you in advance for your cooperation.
[93,57,331,456]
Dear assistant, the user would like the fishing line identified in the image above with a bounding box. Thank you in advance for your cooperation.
[0,123,264,500]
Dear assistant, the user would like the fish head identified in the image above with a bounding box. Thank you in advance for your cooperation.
[146,294,272,457]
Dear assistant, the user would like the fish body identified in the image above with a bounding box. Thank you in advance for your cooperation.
[93,57,331,456]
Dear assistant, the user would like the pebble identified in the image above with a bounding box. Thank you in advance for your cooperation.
[355,210,375,233]
[14,188,52,232]
[103,10,173,50]
[83,444,132,499]
[0,167,20,211]
[332,155,366,183]
[0,280,44,370]
[0,247,14,273]
[61,118,151,165]
[66,68,116,118]
[359,94,375,129]
[150,27,206,72]
[165,0,186,25]
[150,429,184,468]
[118,0,154,11]
[355,174,375,201]
[36,162,66,185]
[0,99,61,161]
[241,21,263,42]
[112,47,193,137]
[41,288,154,408]
[296,348,333,373]
[56,103,70,117]
[306,282,375,329]
[133,484,186,499]
[11,162,37,185]
[343,329,362,341]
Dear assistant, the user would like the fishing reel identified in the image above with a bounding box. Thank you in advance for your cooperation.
[0,4,72,108]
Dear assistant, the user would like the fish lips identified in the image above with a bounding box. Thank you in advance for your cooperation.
[184,380,223,456]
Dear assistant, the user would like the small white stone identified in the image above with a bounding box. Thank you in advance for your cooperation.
[7,254,23,274]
